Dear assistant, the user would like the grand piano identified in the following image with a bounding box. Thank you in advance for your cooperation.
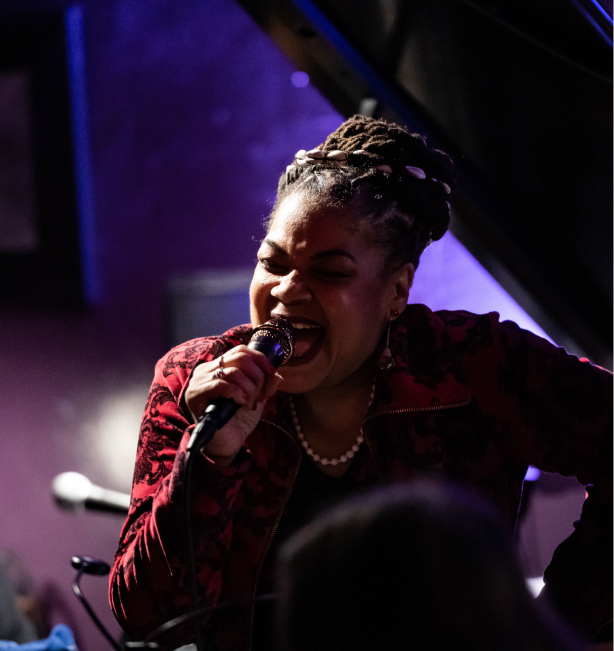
[237,0,613,367]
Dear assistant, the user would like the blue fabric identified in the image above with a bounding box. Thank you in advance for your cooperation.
[0,625,77,650]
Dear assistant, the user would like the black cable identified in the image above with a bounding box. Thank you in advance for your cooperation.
[183,416,219,651]
[179,319,294,650]
[73,569,123,651]
[123,594,277,649]
[148,594,277,646]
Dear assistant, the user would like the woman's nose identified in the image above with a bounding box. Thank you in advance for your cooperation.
[270,270,310,304]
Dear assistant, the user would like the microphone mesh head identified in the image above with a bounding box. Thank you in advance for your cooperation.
[52,472,92,511]
[250,317,296,365]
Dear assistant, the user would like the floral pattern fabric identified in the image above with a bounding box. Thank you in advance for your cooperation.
[109,305,612,650]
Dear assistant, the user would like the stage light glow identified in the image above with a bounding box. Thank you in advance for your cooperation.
[526,576,544,597]
[524,466,541,482]
[410,232,552,341]
[85,384,150,490]
[291,71,310,88]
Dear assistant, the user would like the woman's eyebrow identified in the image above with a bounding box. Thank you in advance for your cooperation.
[262,239,287,255]
[312,249,356,262]
[262,240,356,263]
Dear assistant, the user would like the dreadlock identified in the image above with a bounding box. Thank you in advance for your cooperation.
[271,115,458,270]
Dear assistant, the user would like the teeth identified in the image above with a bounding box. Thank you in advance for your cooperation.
[292,323,321,330]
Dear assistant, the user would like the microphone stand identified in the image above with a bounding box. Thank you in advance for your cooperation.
[72,559,123,651]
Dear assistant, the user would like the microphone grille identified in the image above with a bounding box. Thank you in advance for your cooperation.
[250,317,295,365]
[52,472,92,510]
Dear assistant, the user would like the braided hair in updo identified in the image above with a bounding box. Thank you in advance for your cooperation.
[272,115,458,270]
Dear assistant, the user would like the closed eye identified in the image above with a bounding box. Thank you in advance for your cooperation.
[259,258,288,275]
[312,268,353,281]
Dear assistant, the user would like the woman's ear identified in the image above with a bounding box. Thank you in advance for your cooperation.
[389,263,414,316]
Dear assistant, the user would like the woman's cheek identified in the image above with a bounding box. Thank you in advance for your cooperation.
[250,276,273,324]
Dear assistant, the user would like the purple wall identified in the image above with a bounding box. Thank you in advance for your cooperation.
[0,1,340,649]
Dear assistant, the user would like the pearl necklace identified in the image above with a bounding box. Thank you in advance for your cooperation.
[288,381,376,467]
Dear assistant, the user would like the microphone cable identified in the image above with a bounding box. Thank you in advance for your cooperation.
[124,594,278,649]
[182,318,294,651]
[70,554,277,651]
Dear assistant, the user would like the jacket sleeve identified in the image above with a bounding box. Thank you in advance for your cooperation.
[491,317,612,638]
[109,341,251,647]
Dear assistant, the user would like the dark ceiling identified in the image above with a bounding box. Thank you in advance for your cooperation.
[238,0,613,366]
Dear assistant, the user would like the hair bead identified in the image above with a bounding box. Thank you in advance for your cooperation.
[326,150,348,161]
[405,166,426,179]
[275,115,457,270]
[306,149,326,159]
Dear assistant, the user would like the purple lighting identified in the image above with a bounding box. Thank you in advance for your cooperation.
[291,71,310,87]
[524,466,541,482]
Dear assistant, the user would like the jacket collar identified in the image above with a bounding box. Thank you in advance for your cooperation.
[369,304,472,415]
[253,303,472,427]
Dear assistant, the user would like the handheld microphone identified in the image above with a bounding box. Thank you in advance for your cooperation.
[187,317,295,452]
[52,472,131,514]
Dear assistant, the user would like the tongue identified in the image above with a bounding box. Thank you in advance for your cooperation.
[292,328,324,358]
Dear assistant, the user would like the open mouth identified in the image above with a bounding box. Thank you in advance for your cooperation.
[273,318,325,364]
[292,322,325,358]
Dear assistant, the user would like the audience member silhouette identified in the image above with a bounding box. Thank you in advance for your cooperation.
[277,482,581,651]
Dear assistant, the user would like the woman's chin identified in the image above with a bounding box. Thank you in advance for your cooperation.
[277,353,328,395]
[277,369,321,395]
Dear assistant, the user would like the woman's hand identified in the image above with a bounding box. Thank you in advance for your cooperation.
[184,346,282,465]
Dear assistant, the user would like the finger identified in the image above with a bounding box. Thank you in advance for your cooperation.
[190,380,249,423]
[260,371,283,401]
[223,347,276,379]
[249,350,277,376]
[220,354,270,399]
[219,367,259,404]
[213,380,249,407]
[231,356,269,387]
[186,358,250,422]
[189,358,221,387]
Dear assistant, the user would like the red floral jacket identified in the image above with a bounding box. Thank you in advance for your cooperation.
[109,305,612,650]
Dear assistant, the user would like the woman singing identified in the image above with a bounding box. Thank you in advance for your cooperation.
[110,116,612,651]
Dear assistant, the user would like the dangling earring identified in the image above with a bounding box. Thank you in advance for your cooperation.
[378,321,395,370]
